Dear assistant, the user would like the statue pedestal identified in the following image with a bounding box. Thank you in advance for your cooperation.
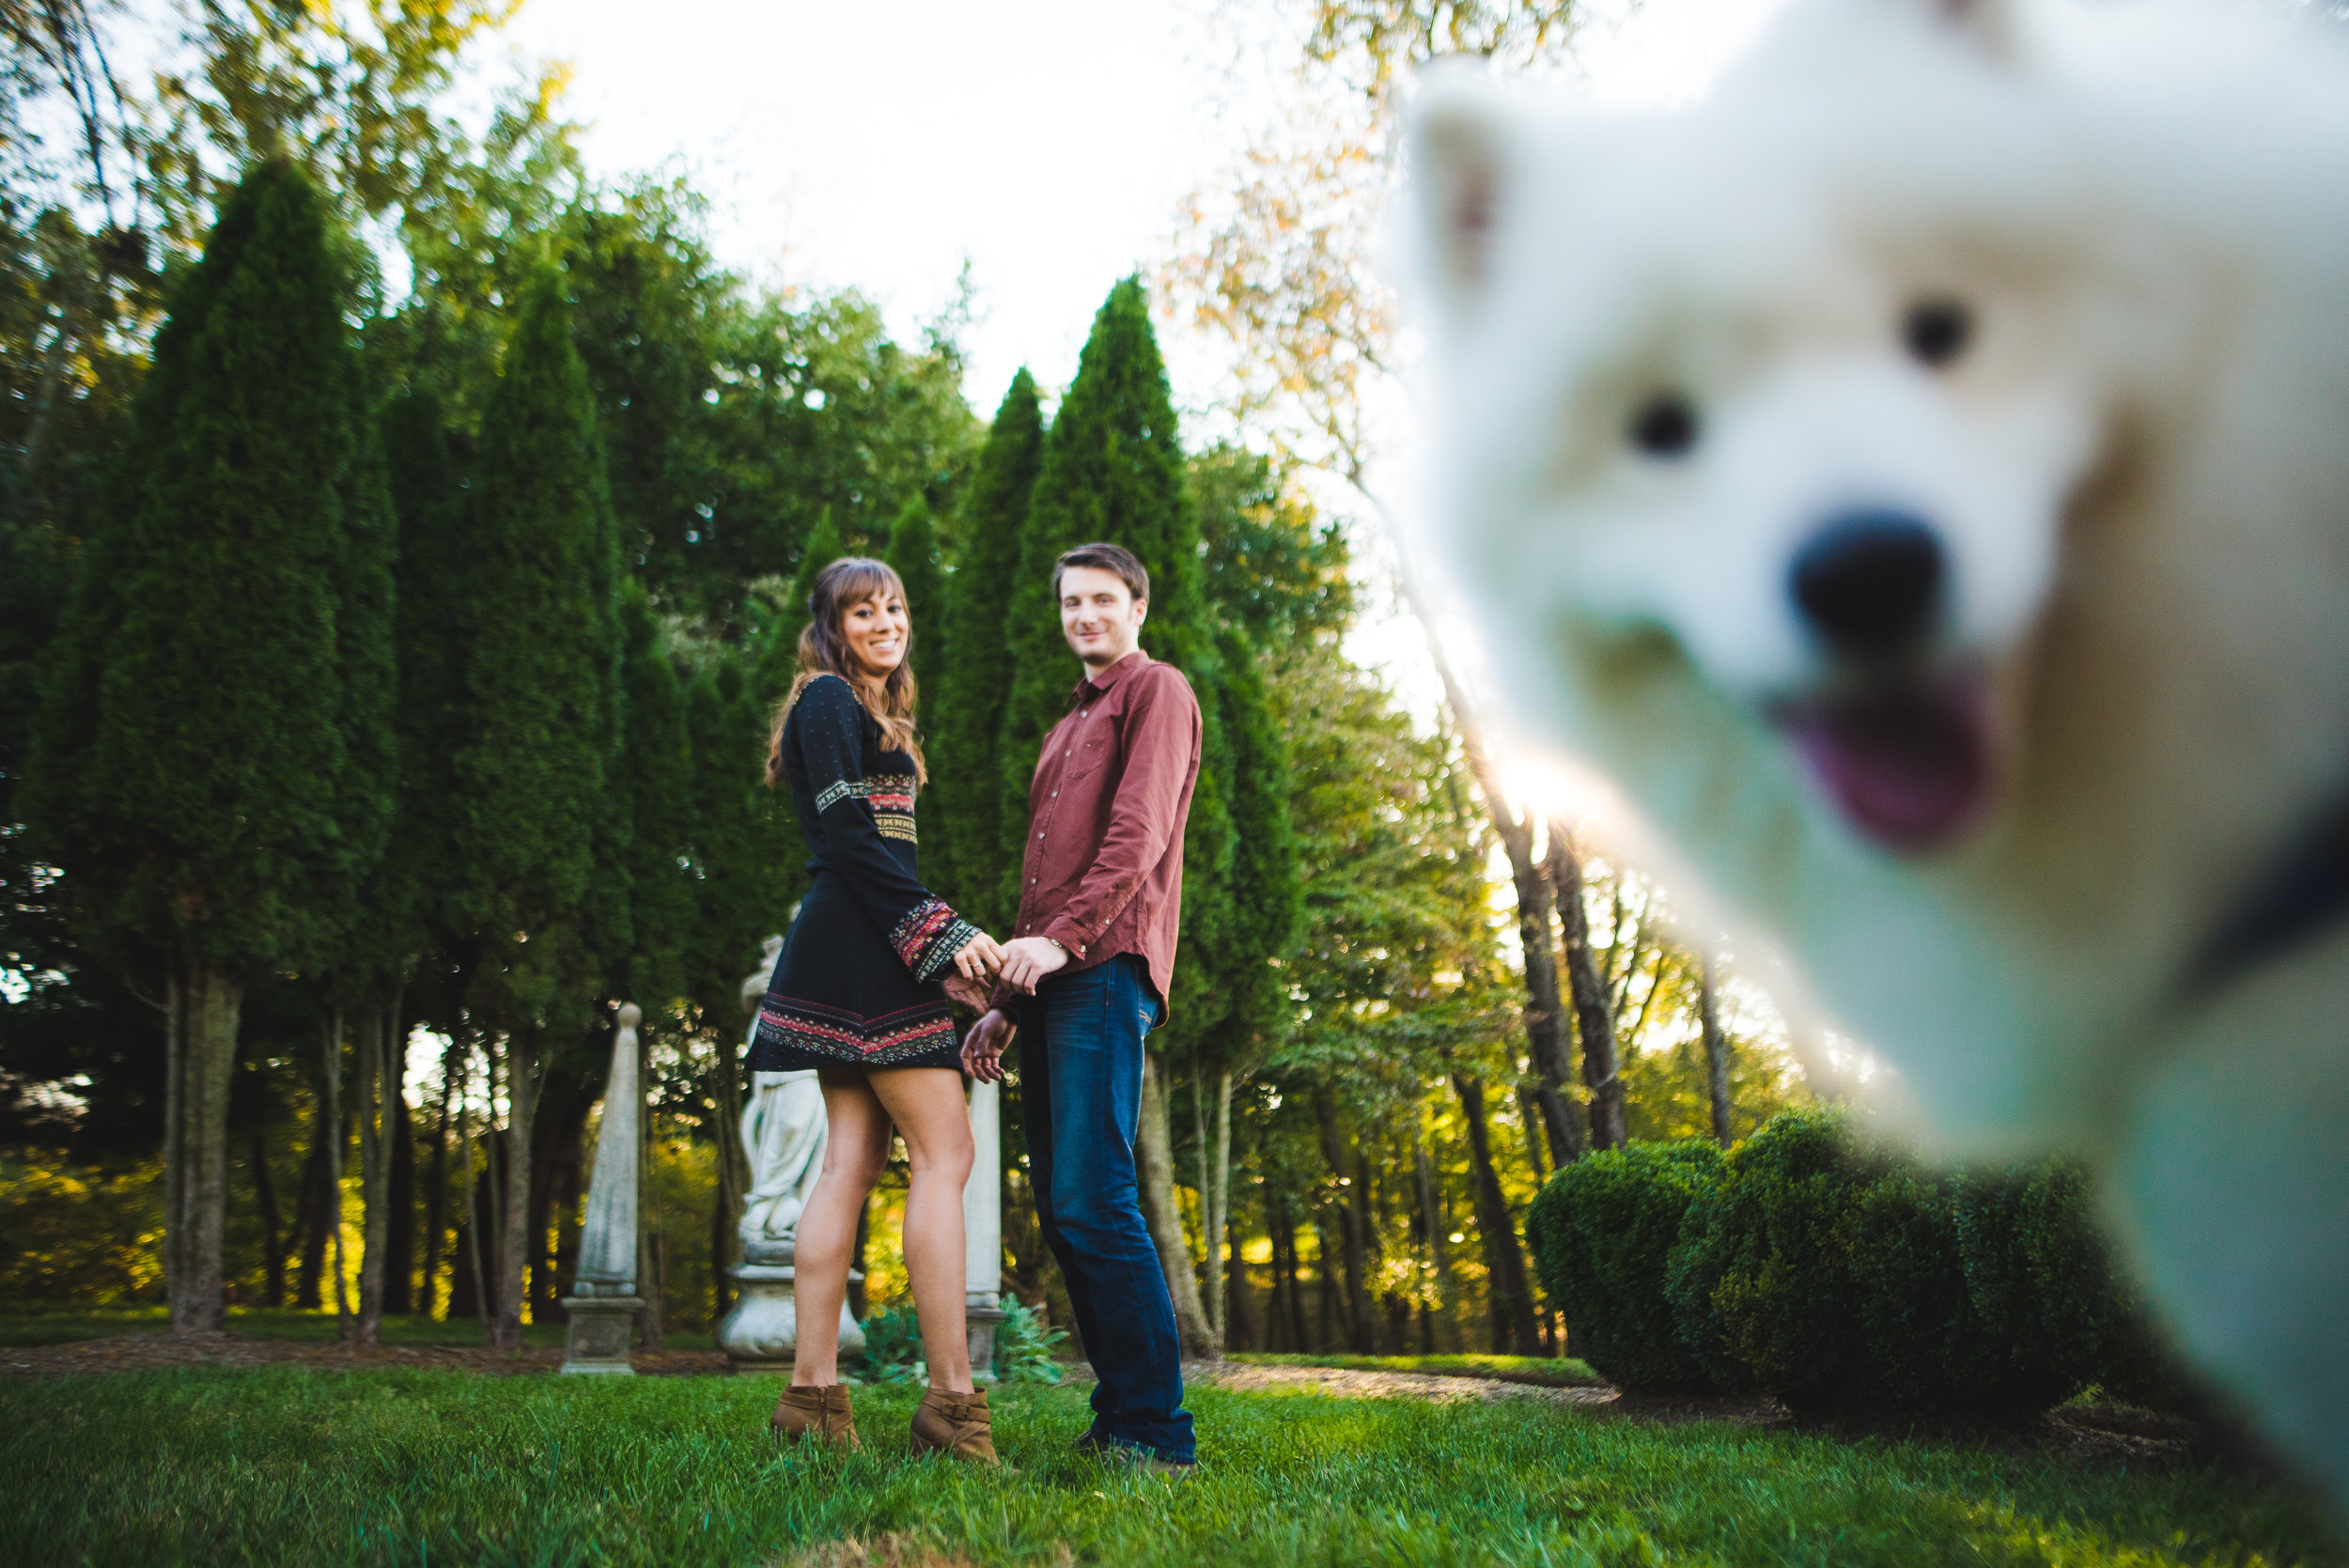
[559,1291,644,1375]
[966,1297,1008,1384]
[717,1243,864,1372]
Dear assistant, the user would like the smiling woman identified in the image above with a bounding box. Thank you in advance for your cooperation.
[745,555,1010,1460]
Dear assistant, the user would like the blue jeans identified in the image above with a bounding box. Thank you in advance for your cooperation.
[1018,955,1196,1462]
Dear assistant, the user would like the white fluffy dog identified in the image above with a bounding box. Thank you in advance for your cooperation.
[1405,0,2349,1500]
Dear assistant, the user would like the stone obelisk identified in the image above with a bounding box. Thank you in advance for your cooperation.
[560,1003,646,1374]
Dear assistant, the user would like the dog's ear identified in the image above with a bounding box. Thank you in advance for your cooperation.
[1405,64,1516,318]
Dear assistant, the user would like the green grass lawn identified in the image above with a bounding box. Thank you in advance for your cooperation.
[0,1300,716,1351]
[1229,1351,1603,1387]
[2,1366,2338,1567]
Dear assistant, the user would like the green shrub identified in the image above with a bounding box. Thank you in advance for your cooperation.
[1527,1140,1725,1391]
[1665,1108,2173,1414]
[1669,1106,1898,1405]
[992,1299,1068,1385]
[858,1300,1070,1386]
[1952,1158,2181,1406]
[858,1304,926,1383]
[1847,1167,2042,1411]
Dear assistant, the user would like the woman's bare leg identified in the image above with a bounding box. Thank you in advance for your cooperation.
[866,1066,977,1394]
[790,1071,892,1386]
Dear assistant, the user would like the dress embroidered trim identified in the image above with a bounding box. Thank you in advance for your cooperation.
[754,995,958,1066]
[814,775,919,844]
[889,897,980,983]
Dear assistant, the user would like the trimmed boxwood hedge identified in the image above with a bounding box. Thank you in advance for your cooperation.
[1529,1107,2177,1412]
[1526,1141,1725,1392]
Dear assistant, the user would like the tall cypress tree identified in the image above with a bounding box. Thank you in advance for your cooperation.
[617,579,694,1012]
[325,330,401,1347]
[882,495,947,887]
[372,386,471,1320]
[995,276,1237,1023]
[27,161,389,1333]
[457,262,624,1349]
[882,497,944,689]
[931,370,1043,930]
[990,277,1238,1353]
[754,508,846,709]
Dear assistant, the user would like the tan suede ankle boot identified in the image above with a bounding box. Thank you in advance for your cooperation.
[908,1386,1000,1465]
[769,1384,860,1452]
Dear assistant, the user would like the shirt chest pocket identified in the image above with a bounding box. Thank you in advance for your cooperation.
[1058,726,1115,787]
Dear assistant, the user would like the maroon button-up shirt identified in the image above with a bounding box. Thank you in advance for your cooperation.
[998,649,1202,1012]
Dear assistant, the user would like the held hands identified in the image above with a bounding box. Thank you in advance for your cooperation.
[997,936,1071,995]
[960,1008,1015,1083]
[951,930,1006,986]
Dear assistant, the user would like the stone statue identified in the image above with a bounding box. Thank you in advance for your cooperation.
[719,934,864,1363]
[738,933,830,1259]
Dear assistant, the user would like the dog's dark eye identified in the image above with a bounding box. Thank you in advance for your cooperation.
[1628,394,1699,458]
[1904,300,1972,367]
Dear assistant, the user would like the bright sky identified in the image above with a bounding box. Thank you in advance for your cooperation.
[494,0,1784,413]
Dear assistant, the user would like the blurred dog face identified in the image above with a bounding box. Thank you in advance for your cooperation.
[1406,5,2168,857]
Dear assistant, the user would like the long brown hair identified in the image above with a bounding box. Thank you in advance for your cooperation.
[763,556,926,787]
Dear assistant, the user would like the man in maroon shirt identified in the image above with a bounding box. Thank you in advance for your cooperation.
[961,542,1202,1470]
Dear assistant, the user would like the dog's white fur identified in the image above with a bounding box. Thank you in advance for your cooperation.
[1406,0,2349,1500]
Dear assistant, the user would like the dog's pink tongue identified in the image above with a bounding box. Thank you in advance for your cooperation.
[1787,688,1989,853]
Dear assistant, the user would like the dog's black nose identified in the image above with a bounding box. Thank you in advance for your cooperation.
[1790,511,1946,658]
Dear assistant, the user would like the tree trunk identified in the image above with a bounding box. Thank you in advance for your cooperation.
[383,1009,415,1316]
[295,1048,334,1312]
[708,1021,746,1322]
[1701,952,1734,1147]
[252,1130,286,1307]
[1383,555,1584,1170]
[160,960,185,1319]
[493,1032,540,1352]
[1313,1213,1338,1351]
[169,962,242,1333]
[1312,1091,1375,1353]
[354,999,392,1345]
[1136,1054,1217,1358]
[638,1020,664,1351]
[1211,1069,1234,1345]
[421,1041,457,1319]
[1350,1145,1379,1351]
[1412,1116,1455,1350]
[1452,1072,1539,1355]
[1224,1171,1258,1351]
[1190,1064,1233,1347]
[1515,1082,1552,1187]
[456,1056,493,1327]
[320,1012,353,1333]
[1268,1187,1299,1353]
[1549,827,1627,1152]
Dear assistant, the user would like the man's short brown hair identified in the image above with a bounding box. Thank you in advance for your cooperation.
[1054,542,1150,603]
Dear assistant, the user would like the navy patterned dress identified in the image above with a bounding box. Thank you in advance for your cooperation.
[749,674,979,1073]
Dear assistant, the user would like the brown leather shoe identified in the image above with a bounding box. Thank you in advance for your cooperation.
[908,1386,1001,1466]
[769,1384,861,1452]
